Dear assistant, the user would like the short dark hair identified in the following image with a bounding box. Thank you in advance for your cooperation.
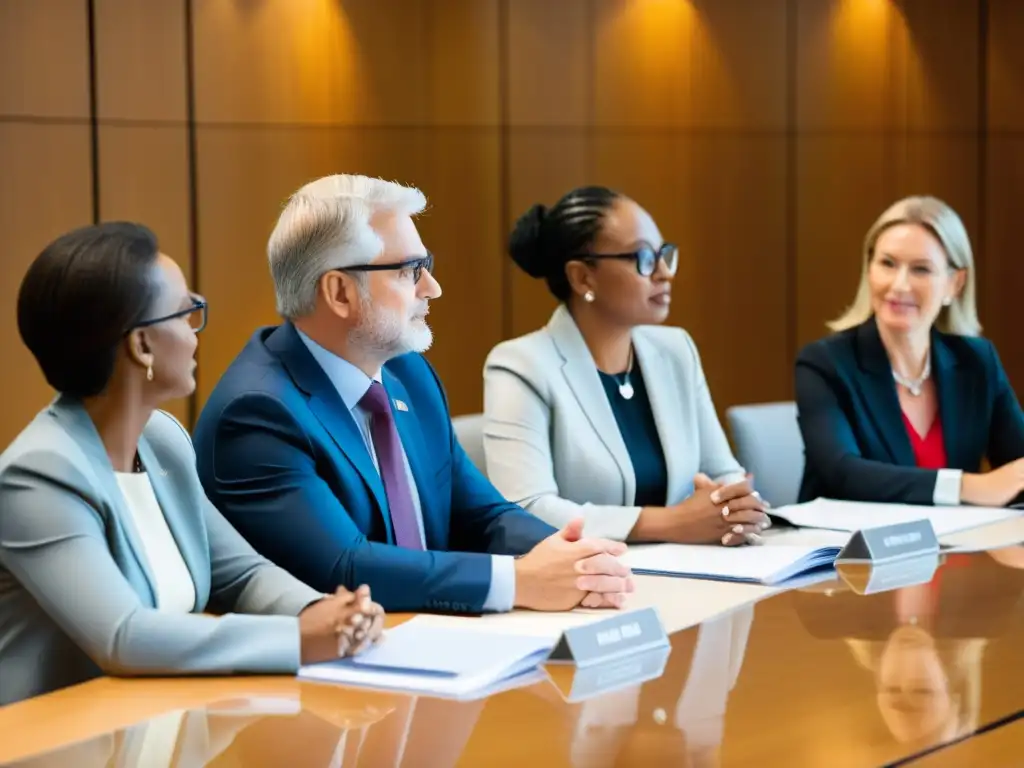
[17,222,162,398]
[507,186,621,301]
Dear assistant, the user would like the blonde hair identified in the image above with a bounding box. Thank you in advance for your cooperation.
[846,635,985,743]
[828,196,981,336]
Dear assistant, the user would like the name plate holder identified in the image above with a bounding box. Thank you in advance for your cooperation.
[836,518,940,564]
[546,607,670,667]
[546,645,671,702]
[836,553,941,595]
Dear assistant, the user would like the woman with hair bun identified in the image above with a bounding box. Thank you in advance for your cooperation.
[482,187,768,545]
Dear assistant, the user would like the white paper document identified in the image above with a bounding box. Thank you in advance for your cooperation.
[620,543,840,586]
[771,498,1022,537]
[297,616,553,698]
[410,574,779,640]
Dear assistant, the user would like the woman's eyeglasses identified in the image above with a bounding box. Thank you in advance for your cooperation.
[580,243,678,277]
[343,252,435,283]
[131,294,208,334]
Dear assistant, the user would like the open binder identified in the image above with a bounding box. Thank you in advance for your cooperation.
[621,543,841,585]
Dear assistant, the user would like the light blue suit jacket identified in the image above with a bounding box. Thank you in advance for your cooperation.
[0,396,323,705]
[483,305,746,541]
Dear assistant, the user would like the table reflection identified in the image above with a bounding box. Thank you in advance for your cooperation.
[793,548,1024,754]
[6,687,490,768]
[563,604,755,768]
[9,549,1024,767]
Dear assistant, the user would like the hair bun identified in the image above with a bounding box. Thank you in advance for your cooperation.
[508,204,550,279]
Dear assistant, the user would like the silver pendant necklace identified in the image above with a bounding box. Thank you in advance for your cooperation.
[616,347,635,400]
[892,351,931,396]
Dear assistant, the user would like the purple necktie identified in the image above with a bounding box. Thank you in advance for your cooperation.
[359,381,423,550]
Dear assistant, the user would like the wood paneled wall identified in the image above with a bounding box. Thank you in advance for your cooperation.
[2,0,1023,447]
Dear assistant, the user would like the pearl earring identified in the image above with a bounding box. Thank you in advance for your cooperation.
[584,291,595,303]
[942,296,952,307]
[146,363,154,382]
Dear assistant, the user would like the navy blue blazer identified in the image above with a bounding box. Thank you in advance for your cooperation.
[795,318,1024,505]
[192,323,555,613]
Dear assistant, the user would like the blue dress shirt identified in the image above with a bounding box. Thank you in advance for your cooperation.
[296,330,515,611]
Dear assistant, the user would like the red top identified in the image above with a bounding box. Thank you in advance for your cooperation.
[901,410,948,469]
[898,409,970,611]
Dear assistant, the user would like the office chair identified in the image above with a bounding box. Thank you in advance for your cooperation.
[725,401,804,508]
[452,413,487,475]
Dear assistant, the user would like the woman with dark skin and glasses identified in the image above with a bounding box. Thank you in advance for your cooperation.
[482,186,769,545]
[0,222,384,705]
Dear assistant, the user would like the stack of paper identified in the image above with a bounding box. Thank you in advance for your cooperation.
[771,498,1021,536]
[298,617,552,698]
[620,543,841,586]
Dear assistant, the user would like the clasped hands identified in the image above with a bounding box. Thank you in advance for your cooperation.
[298,483,765,639]
[509,475,770,613]
[298,584,386,664]
[513,518,635,612]
[687,472,771,546]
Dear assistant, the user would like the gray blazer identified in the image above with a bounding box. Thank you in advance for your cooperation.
[483,305,745,541]
[0,395,323,705]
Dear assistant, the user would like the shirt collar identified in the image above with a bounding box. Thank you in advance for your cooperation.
[295,328,380,412]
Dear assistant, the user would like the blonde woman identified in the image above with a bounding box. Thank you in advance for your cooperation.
[795,196,1024,506]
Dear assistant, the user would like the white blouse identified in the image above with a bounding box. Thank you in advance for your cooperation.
[116,472,196,613]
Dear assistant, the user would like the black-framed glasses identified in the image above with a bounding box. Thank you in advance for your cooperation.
[579,243,678,277]
[130,294,208,334]
[343,252,434,283]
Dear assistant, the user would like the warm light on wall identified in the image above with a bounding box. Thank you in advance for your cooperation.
[291,0,362,121]
[836,0,898,29]
[627,0,688,7]
[829,0,902,104]
[612,0,698,65]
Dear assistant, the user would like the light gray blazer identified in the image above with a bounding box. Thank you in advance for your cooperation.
[483,305,745,541]
[0,395,323,705]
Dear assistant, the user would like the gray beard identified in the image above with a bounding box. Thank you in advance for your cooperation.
[350,305,433,360]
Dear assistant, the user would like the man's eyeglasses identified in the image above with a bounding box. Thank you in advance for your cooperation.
[343,253,434,283]
[130,294,208,334]
[579,243,678,277]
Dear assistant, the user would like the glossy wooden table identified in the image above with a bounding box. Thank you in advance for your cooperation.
[910,717,1024,766]
[3,550,1024,767]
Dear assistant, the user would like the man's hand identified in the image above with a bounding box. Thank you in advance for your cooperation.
[514,518,634,611]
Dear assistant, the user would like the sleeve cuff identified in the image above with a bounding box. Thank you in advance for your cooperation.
[581,504,642,542]
[713,471,748,487]
[482,555,516,613]
[933,469,963,506]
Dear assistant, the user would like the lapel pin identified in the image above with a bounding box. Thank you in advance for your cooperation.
[394,399,409,412]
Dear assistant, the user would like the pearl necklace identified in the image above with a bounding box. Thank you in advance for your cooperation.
[892,352,931,396]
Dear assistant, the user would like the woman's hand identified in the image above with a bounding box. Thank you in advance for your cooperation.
[298,584,385,664]
[672,474,770,546]
[339,584,385,656]
[960,459,1024,507]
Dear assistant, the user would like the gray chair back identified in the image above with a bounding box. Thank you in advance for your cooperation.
[725,401,804,508]
[452,413,486,474]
